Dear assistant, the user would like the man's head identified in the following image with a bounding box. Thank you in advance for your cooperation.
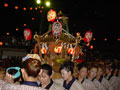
[21,58,41,80]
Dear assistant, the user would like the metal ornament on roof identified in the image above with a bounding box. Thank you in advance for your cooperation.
[52,21,62,37]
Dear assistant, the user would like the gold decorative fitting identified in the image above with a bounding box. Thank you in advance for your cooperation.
[34,32,39,41]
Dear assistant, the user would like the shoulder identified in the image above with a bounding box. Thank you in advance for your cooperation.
[2,83,47,90]
[0,79,6,89]
[50,82,65,90]
[70,80,85,90]
[53,78,64,86]
[0,79,6,85]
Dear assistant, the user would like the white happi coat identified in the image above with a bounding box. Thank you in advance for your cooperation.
[54,78,85,90]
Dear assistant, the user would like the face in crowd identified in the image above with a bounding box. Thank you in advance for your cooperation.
[77,63,88,79]
[38,64,52,86]
[59,61,74,81]
[88,66,97,79]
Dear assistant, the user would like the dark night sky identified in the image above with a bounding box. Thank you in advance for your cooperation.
[0,0,120,58]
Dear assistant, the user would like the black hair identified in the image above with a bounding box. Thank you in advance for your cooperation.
[22,58,41,77]
[41,64,52,76]
[59,61,74,74]
[77,62,88,71]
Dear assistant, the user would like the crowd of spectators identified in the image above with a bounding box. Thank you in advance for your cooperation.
[0,35,35,49]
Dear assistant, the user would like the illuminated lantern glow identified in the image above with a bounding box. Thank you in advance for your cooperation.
[6,32,10,35]
[23,7,26,11]
[30,7,33,10]
[41,6,44,9]
[104,38,107,41]
[41,48,47,54]
[41,43,48,54]
[35,7,37,10]
[16,28,19,31]
[90,45,93,50]
[93,38,96,40]
[54,45,62,53]
[52,21,62,37]
[40,10,43,13]
[36,0,41,4]
[0,41,3,46]
[24,24,26,26]
[118,38,120,41]
[45,1,50,7]
[15,6,18,10]
[47,9,56,22]
[4,3,8,7]
[68,48,75,55]
[83,31,93,43]
[24,28,32,40]
[32,17,35,21]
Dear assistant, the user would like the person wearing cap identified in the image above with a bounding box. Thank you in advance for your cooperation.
[38,64,65,90]
[1,54,47,90]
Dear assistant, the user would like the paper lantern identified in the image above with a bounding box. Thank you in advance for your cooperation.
[24,28,32,40]
[52,21,62,37]
[4,3,8,7]
[68,48,75,55]
[90,45,93,50]
[41,48,47,54]
[0,41,3,46]
[83,31,93,43]
[54,45,62,53]
[15,6,19,10]
[47,9,56,22]
[41,43,48,54]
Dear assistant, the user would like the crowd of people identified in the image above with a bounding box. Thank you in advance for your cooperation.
[0,35,35,49]
[0,53,120,90]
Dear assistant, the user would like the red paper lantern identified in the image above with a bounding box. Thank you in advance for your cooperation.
[83,31,93,43]
[24,28,32,40]
[47,9,56,22]
[4,3,8,7]
[68,48,75,55]
[54,45,62,53]
[41,48,47,54]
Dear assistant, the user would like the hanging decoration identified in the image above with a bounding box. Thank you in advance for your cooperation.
[47,9,56,22]
[24,28,32,40]
[68,44,75,55]
[54,45,62,53]
[52,21,62,37]
[41,43,48,54]
[83,31,93,43]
